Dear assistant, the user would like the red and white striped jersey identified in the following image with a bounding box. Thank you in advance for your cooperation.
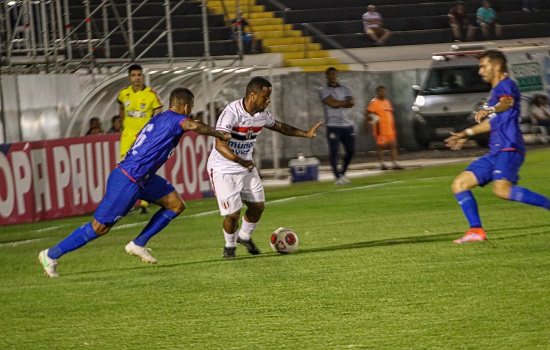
[208,98,275,174]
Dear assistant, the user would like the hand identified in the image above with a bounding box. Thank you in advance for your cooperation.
[474,109,491,123]
[221,133,232,141]
[240,160,255,172]
[306,122,323,138]
[444,132,468,150]
[345,97,355,108]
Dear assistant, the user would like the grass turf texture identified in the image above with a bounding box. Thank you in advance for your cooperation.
[1,149,549,349]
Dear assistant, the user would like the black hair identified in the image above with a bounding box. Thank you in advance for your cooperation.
[376,85,385,91]
[111,115,120,123]
[169,87,194,107]
[480,50,507,73]
[128,64,143,75]
[245,76,272,96]
[325,67,337,75]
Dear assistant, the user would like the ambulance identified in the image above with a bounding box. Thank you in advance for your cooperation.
[411,43,550,148]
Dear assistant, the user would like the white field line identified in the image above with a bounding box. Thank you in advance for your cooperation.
[0,238,47,247]
[22,176,448,236]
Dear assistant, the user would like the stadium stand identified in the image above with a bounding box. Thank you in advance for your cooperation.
[62,0,549,70]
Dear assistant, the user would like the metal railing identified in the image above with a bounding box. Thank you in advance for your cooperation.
[0,0,240,73]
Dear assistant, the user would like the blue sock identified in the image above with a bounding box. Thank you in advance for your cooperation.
[509,186,550,209]
[133,208,179,247]
[48,222,98,260]
[454,190,482,228]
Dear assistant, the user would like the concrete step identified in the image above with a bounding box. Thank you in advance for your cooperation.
[210,8,271,18]
[300,64,350,72]
[262,36,312,46]
[263,43,322,53]
[252,24,293,32]
[284,57,341,67]
[254,30,303,39]
[282,51,330,60]
[248,18,284,26]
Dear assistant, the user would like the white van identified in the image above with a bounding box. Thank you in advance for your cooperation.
[411,43,550,148]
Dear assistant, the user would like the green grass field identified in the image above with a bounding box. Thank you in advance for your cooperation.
[1,149,549,349]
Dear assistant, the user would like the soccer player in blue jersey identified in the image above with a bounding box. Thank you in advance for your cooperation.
[445,50,550,243]
[38,88,231,277]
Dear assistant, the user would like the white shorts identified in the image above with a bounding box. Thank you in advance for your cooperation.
[208,168,265,216]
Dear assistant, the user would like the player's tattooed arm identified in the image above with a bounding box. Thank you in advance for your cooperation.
[267,120,323,138]
[215,138,255,170]
[181,119,231,141]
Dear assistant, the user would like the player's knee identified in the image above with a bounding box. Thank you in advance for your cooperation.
[492,184,511,200]
[172,201,186,214]
[451,179,465,193]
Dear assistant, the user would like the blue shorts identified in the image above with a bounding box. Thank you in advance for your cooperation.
[94,167,175,226]
[465,151,524,187]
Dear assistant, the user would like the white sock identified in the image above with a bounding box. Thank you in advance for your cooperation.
[237,216,258,241]
[224,229,237,248]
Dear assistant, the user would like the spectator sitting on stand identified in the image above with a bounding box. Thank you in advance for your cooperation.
[231,11,259,54]
[448,1,476,42]
[476,0,502,40]
[362,5,391,46]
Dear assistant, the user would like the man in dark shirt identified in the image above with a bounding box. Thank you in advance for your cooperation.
[448,1,475,42]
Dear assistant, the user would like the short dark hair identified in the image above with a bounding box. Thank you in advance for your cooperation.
[111,115,120,123]
[128,64,143,75]
[325,67,337,75]
[376,85,385,91]
[480,50,507,73]
[246,76,272,96]
[169,87,194,107]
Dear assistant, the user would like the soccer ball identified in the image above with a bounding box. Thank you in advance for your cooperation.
[270,227,299,254]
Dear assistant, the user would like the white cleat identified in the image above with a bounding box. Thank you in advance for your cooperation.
[125,241,158,264]
[38,249,59,278]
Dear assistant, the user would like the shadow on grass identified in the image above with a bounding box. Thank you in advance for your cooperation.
[61,224,549,277]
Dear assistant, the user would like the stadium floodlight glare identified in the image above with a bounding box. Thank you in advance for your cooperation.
[173,70,184,74]
[7,1,16,6]
[234,68,253,73]
[210,68,224,73]
[149,70,158,74]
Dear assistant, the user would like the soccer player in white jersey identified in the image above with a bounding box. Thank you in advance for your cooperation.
[208,76,322,258]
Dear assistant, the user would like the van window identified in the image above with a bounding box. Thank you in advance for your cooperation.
[423,67,491,95]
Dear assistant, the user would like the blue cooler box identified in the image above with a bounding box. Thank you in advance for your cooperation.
[289,156,320,183]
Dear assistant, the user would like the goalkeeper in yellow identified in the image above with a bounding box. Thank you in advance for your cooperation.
[117,64,163,213]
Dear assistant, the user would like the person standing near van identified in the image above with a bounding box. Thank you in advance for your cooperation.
[319,67,356,185]
[444,50,550,243]
[365,86,403,170]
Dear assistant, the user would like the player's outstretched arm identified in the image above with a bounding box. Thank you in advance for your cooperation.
[444,118,491,150]
[267,120,323,138]
[181,119,231,141]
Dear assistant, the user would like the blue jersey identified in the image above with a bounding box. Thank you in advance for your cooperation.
[119,110,188,186]
[487,77,525,155]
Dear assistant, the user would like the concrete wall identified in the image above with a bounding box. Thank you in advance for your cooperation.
[0,68,428,166]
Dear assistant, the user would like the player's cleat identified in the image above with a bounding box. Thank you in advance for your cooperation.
[139,206,149,214]
[223,246,236,259]
[237,236,261,255]
[125,241,158,263]
[392,163,404,170]
[380,164,389,170]
[453,228,487,243]
[339,175,351,184]
[38,249,59,278]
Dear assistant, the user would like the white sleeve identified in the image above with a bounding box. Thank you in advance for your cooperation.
[265,110,276,127]
[216,106,238,132]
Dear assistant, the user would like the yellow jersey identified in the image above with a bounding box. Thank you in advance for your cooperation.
[117,85,162,158]
[117,85,163,131]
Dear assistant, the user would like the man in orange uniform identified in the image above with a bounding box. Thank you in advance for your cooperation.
[365,86,403,170]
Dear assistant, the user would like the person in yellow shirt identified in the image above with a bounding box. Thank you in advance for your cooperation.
[365,86,403,170]
[117,64,163,213]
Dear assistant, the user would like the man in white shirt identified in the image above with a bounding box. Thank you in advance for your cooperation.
[208,76,322,258]
[362,5,391,46]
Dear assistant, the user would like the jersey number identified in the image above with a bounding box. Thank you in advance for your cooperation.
[131,124,154,155]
